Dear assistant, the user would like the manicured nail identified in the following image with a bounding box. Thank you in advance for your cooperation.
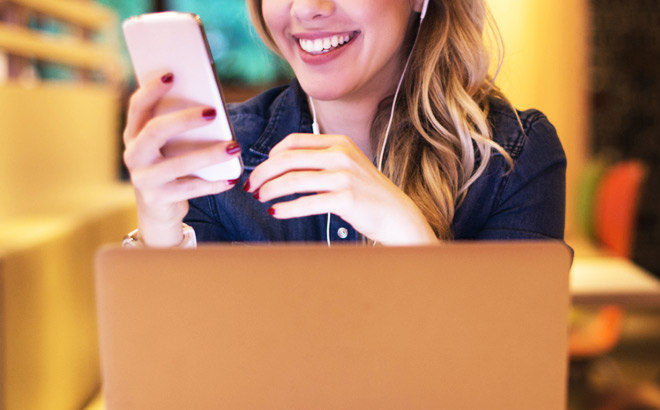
[267,207,276,216]
[202,108,217,120]
[226,142,241,155]
[242,180,251,192]
[161,73,174,83]
[253,190,260,200]
[228,178,240,186]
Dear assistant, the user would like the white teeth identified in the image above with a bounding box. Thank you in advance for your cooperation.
[299,33,354,54]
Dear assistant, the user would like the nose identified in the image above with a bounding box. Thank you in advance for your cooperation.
[291,0,335,21]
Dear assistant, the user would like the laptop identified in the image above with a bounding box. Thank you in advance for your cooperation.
[95,242,571,410]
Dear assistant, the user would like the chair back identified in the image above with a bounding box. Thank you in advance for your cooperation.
[594,160,647,258]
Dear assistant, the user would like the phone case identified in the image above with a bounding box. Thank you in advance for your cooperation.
[123,12,243,181]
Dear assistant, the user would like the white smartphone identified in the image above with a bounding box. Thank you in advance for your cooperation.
[122,11,243,181]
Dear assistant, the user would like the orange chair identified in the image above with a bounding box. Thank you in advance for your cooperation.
[569,159,648,360]
[569,305,624,358]
[594,161,648,258]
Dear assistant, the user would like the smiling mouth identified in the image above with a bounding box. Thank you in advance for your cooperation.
[297,31,359,55]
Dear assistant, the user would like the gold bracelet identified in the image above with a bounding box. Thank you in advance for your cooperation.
[122,223,197,248]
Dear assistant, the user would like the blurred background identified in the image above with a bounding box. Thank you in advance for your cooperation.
[0,0,659,409]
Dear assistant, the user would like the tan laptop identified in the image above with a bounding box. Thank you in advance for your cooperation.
[95,242,571,410]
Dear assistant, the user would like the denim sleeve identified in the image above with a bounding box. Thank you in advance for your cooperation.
[475,116,567,240]
[185,195,235,242]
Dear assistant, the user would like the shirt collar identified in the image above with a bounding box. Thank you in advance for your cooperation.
[245,79,314,167]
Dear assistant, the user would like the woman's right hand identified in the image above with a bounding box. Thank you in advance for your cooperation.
[123,73,241,247]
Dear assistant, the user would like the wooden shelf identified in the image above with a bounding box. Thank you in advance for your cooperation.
[5,0,116,30]
[0,22,117,73]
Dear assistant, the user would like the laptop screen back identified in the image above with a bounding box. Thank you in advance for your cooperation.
[95,242,571,410]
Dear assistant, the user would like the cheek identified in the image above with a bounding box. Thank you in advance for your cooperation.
[261,0,287,39]
[355,0,410,38]
[262,3,297,57]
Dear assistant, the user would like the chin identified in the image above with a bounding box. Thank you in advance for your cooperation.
[297,77,351,102]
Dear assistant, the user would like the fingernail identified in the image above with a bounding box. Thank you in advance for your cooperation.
[202,108,217,120]
[267,207,276,216]
[228,178,240,186]
[161,73,174,83]
[226,142,241,155]
[242,180,251,192]
[253,190,260,200]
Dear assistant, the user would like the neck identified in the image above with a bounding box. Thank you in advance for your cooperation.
[306,50,406,159]
[311,92,384,160]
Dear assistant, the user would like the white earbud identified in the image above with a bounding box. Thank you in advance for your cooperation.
[420,0,429,21]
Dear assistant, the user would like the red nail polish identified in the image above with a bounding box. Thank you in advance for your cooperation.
[242,181,251,192]
[253,191,260,200]
[268,207,276,216]
[202,108,217,120]
[161,73,174,83]
[228,178,240,186]
[226,142,241,155]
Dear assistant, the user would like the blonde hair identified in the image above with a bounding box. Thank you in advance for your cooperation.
[246,0,512,239]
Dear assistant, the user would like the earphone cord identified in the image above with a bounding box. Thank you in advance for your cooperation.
[307,96,331,247]
[309,12,425,248]
[371,15,425,247]
[377,19,424,173]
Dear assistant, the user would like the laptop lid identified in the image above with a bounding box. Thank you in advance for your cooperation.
[95,242,571,410]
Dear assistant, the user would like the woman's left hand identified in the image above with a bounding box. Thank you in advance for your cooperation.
[245,133,439,245]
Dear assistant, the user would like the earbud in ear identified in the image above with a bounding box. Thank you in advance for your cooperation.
[420,0,429,21]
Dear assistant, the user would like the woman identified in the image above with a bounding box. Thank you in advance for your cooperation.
[122,0,566,247]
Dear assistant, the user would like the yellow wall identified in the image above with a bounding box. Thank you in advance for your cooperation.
[0,83,121,220]
[0,3,137,409]
[0,49,137,410]
[490,0,590,235]
[0,81,138,410]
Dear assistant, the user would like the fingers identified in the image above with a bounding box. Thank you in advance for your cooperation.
[124,106,219,169]
[246,133,373,195]
[131,141,242,189]
[160,177,237,204]
[266,191,351,219]
[247,145,361,194]
[136,176,236,216]
[255,170,353,203]
[268,133,353,156]
[124,72,174,143]
[136,172,237,207]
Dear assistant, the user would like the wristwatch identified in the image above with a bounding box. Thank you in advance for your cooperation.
[122,223,197,248]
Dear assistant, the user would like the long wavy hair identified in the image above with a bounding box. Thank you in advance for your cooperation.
[246,0,512,239]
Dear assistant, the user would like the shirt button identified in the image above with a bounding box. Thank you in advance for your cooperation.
[337,227,349,239]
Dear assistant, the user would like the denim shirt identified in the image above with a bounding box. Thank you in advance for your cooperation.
[185,80,566,243]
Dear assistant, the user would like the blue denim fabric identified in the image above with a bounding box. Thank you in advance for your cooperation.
[185,80,566,243]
